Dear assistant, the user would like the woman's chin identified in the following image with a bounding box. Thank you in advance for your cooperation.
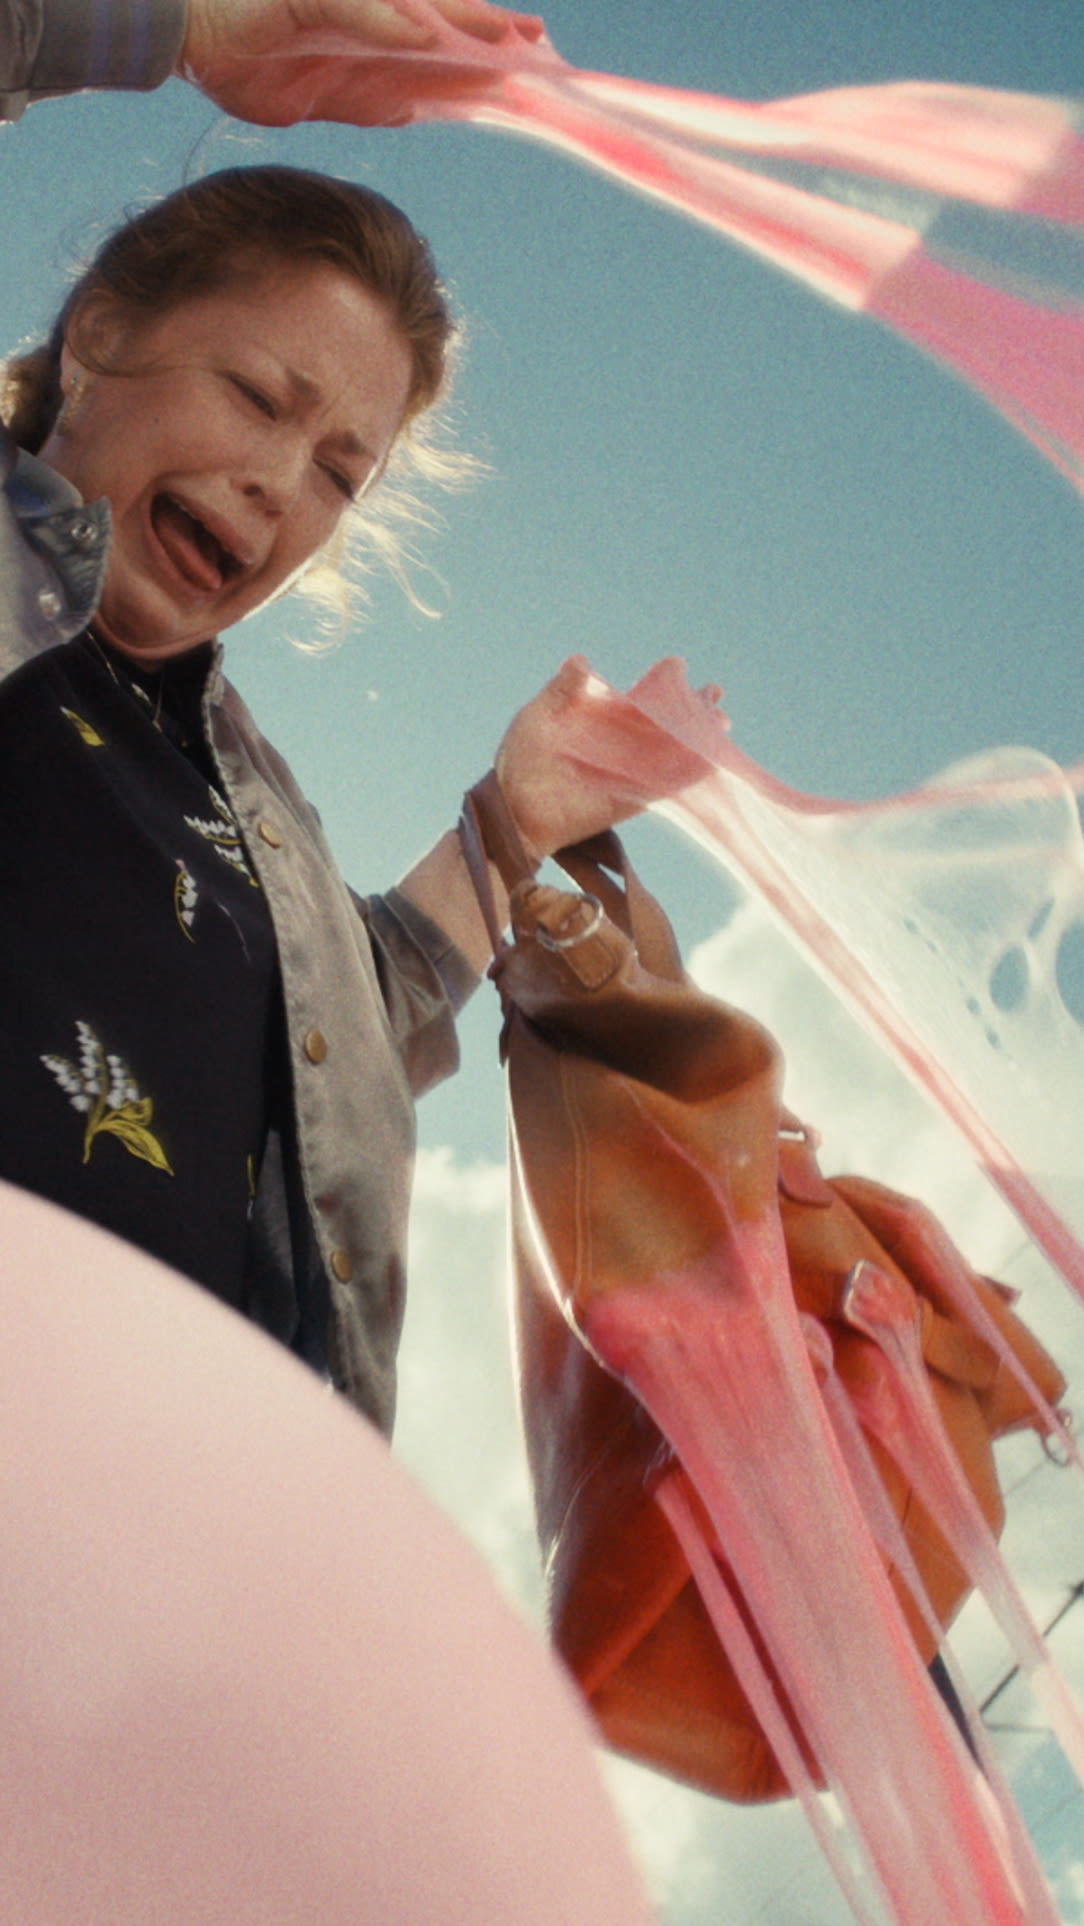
[92,595,217,663]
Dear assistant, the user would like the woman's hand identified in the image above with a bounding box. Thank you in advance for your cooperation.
[400,657,724,973]
[494,655,726,860]
[180,0,545,128]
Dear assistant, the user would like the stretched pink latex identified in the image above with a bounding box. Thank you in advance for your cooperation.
[841,1258,1084,1791]
[576,1208,1045,1923]
[534,657,1084,1304]
[499,654,1081,1918]
[832,1180,1077,1467]
[654,1469,879,1926]
[804,1314,1060,1926]
[266,2,1084,498]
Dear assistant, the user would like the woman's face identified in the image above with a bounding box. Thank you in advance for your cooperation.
[41,264,414,661]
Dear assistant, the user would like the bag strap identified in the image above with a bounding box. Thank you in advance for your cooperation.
[459,769,685,984]
[458,774,518,961]
[462,769,537,894]
[555,835,684,983]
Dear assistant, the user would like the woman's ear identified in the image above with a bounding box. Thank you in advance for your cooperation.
[52,296,131,436]
[54,339,95,436]
[58,339,88,397]
[53,355,86,438]
[63,292,131,383]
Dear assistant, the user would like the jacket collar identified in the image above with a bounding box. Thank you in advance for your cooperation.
[3,432,112,634]
[2,432,225,694]
[3,441,87,521]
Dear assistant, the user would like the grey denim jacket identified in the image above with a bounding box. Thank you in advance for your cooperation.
[0,435,477,1433]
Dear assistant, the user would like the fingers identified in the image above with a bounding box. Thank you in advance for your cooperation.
[183,0,545,84]
[430,0,544,43]
[318,0,543,51]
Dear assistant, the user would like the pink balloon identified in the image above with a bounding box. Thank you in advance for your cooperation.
[0,1180,651,1925]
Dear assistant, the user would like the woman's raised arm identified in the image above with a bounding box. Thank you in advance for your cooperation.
[0,0,540,126]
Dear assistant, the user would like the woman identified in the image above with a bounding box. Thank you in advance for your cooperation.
[0,4,645,1435]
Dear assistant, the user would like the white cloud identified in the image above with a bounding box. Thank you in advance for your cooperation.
[411,1142,509,1215]
[688,904,1012,1242]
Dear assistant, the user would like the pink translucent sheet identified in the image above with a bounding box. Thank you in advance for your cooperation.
[545,659,1084,1302]
[496,675,1084,1923]
[841,1260,1084,1788]
[314,3,1084,500]
[806,1328,1063,1924]
[309,7,1084,1273]
[503,662,1084,1918]
[330,17,1084,1276]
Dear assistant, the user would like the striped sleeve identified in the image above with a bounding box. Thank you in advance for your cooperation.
[1,0,184,117]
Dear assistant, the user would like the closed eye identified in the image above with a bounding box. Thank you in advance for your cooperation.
[227,372,367,501]
[320,462,360,503]
[229,375,276,418]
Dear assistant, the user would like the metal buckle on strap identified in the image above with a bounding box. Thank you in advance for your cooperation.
[536,893,604,952]
[1042,1409,1076,1465]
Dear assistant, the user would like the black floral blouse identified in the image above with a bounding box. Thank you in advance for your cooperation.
[0,631,285,1316]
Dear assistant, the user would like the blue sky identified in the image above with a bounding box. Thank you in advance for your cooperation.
[4,2,1084,1918]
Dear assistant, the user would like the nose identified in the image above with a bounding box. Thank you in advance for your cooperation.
[239,433,308,517]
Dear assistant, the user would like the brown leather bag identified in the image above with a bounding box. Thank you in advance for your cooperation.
[460,773,1067,1804]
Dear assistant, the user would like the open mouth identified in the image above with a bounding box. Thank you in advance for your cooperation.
[151,494,244,594]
